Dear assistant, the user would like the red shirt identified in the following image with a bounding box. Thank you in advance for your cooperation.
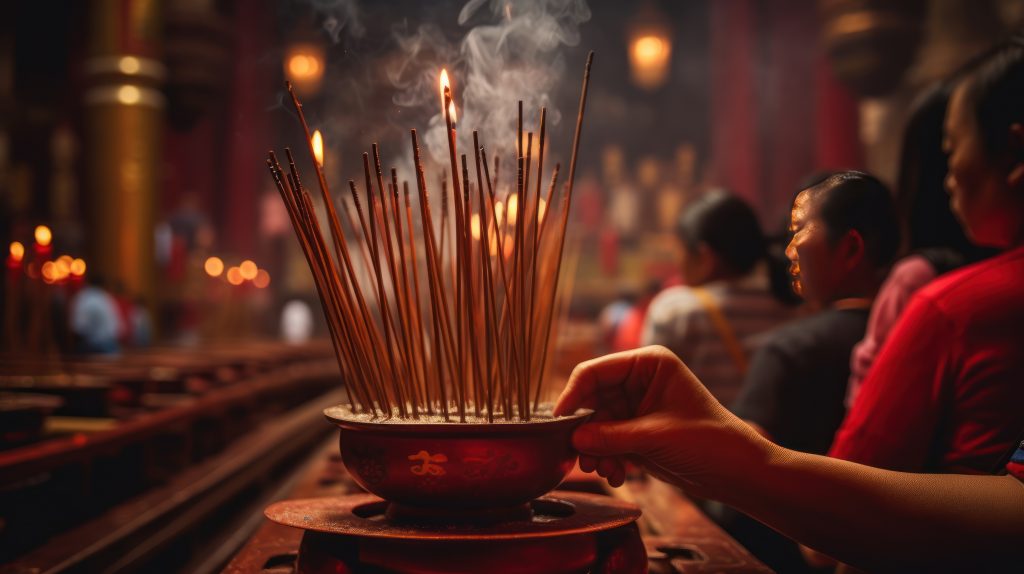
[830,246,1024,473]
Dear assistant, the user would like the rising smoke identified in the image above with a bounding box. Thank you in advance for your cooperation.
[298,0,365,41]
[388,0,592,164]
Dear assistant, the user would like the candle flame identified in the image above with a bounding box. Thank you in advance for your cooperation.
[9,241,24,262]
[312,130,324,167]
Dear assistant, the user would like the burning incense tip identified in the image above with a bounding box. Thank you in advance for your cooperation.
[440,69,457,126]
[439,68,451,110]
[312,130,324,167]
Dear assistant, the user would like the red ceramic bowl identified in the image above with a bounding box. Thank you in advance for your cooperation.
[324,405,593,510]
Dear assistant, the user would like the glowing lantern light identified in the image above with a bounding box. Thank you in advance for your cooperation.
[204,256,224,277]
[226,266,244,286]
[70,258,87,276]
[312,130,324,168]
[628,3,672,91]
[117,85,141,105]
[118,56,140,74]
[34,225,52,247]
[9,241,24,263]
[253,269,271,289]
[239,260,258,281]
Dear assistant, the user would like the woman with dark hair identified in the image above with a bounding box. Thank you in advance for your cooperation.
[641,190,793,405]
[829,34,1024,475]
[846,81,996,406]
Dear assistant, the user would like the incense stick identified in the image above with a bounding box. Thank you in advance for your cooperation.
[267,53,594,421]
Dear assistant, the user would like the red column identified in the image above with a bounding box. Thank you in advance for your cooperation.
[222,6,274,258]
[709,0,761,208]
[815,55,863,171]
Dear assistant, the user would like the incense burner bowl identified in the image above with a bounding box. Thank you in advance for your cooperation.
[324,405,592,515]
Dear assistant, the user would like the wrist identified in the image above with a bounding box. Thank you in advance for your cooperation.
[710,424,790,508]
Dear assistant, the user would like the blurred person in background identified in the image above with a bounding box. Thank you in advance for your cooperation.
[641,190,794,406]
[718,172,899,572]
[69,274,123,355]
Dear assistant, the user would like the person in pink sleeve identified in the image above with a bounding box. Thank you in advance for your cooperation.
[846,82,995,406]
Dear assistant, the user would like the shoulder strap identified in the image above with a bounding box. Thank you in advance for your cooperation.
[691,286,749,375]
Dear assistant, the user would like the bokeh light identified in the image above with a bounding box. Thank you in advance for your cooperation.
[34,225,52,246]
[226,266,244,285]
[253,269,271,289]
[204,256,225,277]
[9,241,24,262]
[239,259,258,281]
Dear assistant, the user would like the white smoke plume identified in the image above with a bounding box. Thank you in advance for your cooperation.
[301,0,364,41]
[388,0,591,165]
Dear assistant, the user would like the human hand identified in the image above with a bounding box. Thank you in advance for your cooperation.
[554,346,771,497]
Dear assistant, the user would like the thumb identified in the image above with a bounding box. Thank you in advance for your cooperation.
[572,418,657,456]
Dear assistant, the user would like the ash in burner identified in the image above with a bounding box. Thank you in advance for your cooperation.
[328,403,581,424]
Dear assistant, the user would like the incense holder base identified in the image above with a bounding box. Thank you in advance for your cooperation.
[265,491,647,574]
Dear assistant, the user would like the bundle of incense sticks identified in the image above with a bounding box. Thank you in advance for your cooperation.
[266,52,593,422]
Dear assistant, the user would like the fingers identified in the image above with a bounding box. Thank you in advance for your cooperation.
[554,348,655,416]
[579,454,597,473]
[578,456,627,488]
[572,416,660,457]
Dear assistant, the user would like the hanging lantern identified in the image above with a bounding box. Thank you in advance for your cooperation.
[628,4,673,91]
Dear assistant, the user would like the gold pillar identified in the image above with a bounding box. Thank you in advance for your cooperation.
[83,0,163,302]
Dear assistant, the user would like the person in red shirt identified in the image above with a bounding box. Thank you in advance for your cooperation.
[829,36,1024,473]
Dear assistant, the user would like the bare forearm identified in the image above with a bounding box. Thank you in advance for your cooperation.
[709,444,1024,571]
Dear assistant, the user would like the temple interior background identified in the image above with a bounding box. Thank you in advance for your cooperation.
[1,1,1022,572]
